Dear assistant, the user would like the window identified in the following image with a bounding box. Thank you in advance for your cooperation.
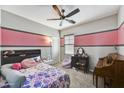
[64,35,74,55]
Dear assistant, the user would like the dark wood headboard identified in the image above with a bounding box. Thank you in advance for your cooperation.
[1,49,41,65]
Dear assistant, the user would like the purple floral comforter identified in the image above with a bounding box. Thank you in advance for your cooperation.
[20,63,70,88]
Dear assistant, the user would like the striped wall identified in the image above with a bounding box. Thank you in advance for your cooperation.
[60,38,64,47]
[0,28,1,45]
[60,24,124,47]
[60,23,124,70]
[118,24,124,45]
[75,29,118,46]
[0,27,52,60]
[0,10,60,65]
[1,27,52,47]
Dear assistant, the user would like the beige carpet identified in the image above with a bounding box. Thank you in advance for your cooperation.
[54,63,95,88]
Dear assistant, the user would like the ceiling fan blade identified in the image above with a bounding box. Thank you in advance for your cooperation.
[47,18,61,20]
[60,6,65,16]
[65,8,80,18]
[52,5,62,17]
[65,19,76,24]
[59,20,63,26]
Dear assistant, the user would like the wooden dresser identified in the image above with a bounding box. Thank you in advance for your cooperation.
[71,55,89,73]
[93,53,124,88]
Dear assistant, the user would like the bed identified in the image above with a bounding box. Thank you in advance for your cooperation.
[0,50,70,88]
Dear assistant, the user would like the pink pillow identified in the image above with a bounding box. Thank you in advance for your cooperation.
[21,58,38,69]
[12,63,22,70]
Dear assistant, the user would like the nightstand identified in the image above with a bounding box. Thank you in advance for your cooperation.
[71,55,89,73]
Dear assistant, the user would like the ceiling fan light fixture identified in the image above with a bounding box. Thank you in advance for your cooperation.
[47,5,80,26]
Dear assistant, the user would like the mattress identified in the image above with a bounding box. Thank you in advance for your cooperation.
[1,63,70,88]
[1,64,26,88]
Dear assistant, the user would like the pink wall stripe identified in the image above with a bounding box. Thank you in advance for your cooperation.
[118,24,124,45]
[1,24,124,47]
[1,28,52,46]
[60,38,64,46]
[75,30,118,46]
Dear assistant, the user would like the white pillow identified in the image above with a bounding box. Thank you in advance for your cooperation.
[31,56,41,62]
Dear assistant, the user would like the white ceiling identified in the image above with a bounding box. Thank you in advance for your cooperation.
[0,5,120,30]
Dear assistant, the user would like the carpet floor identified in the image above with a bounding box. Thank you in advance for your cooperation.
[54,63,95,88]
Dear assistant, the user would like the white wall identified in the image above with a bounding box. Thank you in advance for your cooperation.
[61,46,117,70]
[1,10,59,37]
[118,6,124,26]
[75,47,117,70]
[60,14,118,70]
[0,9,1,26]
[0,10,60,63]
[118,6,124,55]
[52,37,60,63]
[61,14,118,37]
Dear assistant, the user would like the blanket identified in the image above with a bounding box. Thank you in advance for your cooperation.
[21,63,70,88]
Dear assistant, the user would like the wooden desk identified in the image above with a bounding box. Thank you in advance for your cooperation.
[93,53,124,88]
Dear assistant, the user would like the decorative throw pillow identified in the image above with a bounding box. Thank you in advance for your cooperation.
[31,56,41,62]
[11,63,22,70]
[21,58,38,69]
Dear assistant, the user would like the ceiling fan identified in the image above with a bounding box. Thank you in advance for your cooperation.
[47,5,80,26]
